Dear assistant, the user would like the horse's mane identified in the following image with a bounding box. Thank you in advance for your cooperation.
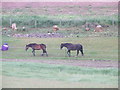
[27,43,37,46]
[27,43,46,48]
[62,43,81,46]
[62,43,73,45]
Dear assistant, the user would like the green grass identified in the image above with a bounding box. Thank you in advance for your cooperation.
[2,61,118,84]
[2,14,118,28]
[2,36,118,61]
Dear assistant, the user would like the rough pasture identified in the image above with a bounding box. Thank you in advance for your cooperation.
[2,36,118,61]
[1,2,118,88]
[1,59,118,88]
[1,34,118,88]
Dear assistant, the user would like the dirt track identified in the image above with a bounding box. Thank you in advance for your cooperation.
[1,59,118,68]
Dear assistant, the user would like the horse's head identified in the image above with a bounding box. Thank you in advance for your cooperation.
[60,43,64,49]
[25,45,29,51]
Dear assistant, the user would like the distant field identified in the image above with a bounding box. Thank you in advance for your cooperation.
[2,2,118,28]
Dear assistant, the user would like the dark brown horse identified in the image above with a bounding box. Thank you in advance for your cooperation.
[25,43,48,56]
[60,43,84,57]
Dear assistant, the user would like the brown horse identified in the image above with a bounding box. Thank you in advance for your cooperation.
[25,43,48,56]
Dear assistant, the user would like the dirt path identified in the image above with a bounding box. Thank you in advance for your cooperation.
[1,59,118,68]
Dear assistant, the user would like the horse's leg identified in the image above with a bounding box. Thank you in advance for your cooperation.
[43,49,48,56]
[45,50,48,56]
[41,49,48,56]
[45,52,48,56]
[80,49,84,56]
[41,50,44,56]
[32,50,35,56]
[67,50,71,57]
[77,50,79,56]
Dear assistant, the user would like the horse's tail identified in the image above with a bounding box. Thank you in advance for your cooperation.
[40,44,46,48]
[81,45,83,50]
[80,44,84,56]
[40,44,47,54]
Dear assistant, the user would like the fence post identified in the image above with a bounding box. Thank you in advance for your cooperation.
[10,18,12,26]
[112,20,114,26]
[35,20,37,28]
[60,19,62,27]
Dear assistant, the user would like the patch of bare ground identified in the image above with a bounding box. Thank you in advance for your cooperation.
[1,59,118,68]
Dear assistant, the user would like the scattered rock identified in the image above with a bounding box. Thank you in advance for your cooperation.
[12,33,64,38]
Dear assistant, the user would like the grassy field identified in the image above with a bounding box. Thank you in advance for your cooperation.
[1,2,118,88]
[2,61,118,88]
[2,36,118,61]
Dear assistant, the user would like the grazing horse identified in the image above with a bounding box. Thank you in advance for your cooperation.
[11,23,17,30]
[60,43,84,57]
[25,43,48,56]
[94,25,103,32]
[53,25,59,32]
